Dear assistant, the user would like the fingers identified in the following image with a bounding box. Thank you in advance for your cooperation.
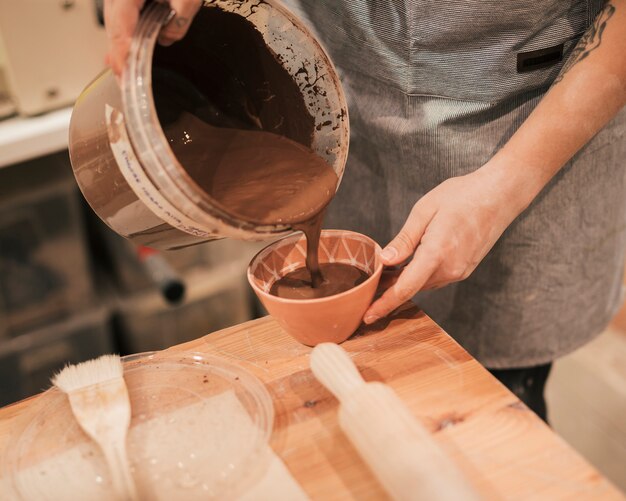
[104,0,201,75]
[363,243,441,324]
[380,202,435,266]
[104,0,145,75]
[364,200,437,323]
[158,0,203,46]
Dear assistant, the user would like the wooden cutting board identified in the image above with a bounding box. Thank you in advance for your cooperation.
[0,303,623,500]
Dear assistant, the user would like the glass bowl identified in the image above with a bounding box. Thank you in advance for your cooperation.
[2,351,274,500]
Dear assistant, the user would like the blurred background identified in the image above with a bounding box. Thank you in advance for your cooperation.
[0,0,265,408]
[0,0,623,492]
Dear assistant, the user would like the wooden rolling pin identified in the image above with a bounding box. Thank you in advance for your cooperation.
[310,343,481,501]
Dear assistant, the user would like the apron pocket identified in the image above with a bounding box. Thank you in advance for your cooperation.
[407,0,589,102]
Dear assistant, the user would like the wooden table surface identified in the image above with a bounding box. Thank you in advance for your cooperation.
[1,304,623,500]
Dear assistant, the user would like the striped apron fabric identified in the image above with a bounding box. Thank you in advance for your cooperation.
[284,0,626,368]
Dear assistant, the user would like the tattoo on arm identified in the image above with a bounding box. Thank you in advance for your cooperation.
[553,1,616,84]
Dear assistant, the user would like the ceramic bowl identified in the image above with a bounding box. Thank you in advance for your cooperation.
[248,230,382,346]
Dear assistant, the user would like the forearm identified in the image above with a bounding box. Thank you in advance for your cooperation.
[481,0,626,211]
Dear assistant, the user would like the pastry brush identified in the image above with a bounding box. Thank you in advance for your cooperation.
[52,355,138,501]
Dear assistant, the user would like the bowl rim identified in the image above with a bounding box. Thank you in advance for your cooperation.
[247,229,383,305]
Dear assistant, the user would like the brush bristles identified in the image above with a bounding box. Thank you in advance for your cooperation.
[52,355,124,392]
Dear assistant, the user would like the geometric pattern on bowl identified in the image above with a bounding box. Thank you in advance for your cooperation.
[249,229,379,293]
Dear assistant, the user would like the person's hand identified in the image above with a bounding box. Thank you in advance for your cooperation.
[363,162,534,324]
[104,0,202,75]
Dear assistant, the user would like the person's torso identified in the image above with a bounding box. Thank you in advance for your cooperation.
[285,0,606,102]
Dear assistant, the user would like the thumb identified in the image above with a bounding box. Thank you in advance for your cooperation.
[158,0,203,46]
[380,203,433,266]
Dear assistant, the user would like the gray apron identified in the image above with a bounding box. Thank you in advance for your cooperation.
[284,0,626,368]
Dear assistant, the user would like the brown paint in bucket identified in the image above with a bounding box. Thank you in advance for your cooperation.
[153,6,340,284]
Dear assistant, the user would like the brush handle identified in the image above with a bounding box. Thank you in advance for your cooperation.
[66,380,138,501]
[101,439,139,501]
[310,343,481,501]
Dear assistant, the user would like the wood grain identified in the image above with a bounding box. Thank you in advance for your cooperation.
[1,304,623,500]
